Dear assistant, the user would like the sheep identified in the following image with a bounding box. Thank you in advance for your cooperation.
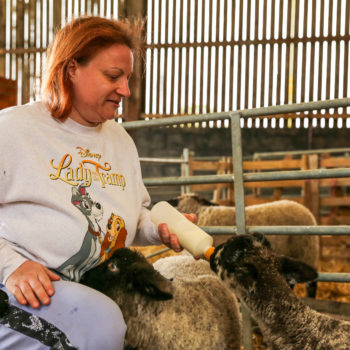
[81,247,241,350]
[210,233,350,350]
[153,254,218,280]
[169,194,319,297]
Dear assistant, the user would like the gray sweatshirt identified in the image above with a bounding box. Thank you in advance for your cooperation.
[0,101,160,283]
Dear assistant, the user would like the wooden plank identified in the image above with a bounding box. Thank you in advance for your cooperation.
[190,160,222,171]
[213,0,220,113]
[156,0,162,115]
[191,0,198,114]
[268,0,275,107]
[245,197,304,206]
[0,0,6,76]
[243,159,306,170]
[170,0,177,114]
[319,178,350,187]
[321,197,350,206]
[320,157,350,168]
[0,77,17,109]
[244,180,306,188]
[309,0,316,103]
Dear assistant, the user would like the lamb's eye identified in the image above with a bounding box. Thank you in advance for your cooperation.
[108,262,119,273]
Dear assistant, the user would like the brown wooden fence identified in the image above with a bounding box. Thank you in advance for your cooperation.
[187,151,350,225]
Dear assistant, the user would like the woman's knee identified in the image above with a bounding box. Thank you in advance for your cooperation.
[1,281,126,350]
[52,281,127,350]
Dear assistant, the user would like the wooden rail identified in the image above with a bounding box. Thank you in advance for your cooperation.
[188,152,350,225]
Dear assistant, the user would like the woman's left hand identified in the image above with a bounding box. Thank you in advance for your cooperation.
[157,213,196,252]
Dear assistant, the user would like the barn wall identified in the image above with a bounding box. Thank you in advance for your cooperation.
[134,126,350,178]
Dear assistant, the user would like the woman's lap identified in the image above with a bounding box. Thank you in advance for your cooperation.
[0,280,126,350]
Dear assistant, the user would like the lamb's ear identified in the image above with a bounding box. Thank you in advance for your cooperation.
[166,198,179,207]
[251,232,271,249]
[198,196,219,206]
[131,262,173,301]
[278,256,318,284]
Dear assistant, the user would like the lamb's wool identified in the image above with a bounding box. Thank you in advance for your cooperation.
[153,254,217,280]
[118,276,241,350]
[82,248,242,350]
[175,195,319,270]
[210,234,350,350]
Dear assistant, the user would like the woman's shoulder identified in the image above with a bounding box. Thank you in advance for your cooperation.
[104,119,135,144]
[0,101,48,127]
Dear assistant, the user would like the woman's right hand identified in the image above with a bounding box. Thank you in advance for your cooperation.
[5,261,61,309]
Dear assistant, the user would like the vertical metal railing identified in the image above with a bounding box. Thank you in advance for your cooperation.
[123,97,350,350]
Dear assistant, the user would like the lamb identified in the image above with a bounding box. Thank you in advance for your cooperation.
[81,247,241,350]
[169,194,319,297]
[209,233,350,350]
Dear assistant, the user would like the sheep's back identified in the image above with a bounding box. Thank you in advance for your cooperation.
[118,276,241,350]
[196,200,319,268]
[153,255,216,280]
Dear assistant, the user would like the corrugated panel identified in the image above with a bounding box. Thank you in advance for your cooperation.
[144,0,350,125]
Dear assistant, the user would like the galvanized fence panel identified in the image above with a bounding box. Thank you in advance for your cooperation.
[145,0,350,123]
[123,96,350,349]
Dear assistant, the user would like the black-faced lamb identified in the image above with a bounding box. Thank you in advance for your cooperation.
[169,194,319,297]
[81,247,241,350]
[210,233,350,350]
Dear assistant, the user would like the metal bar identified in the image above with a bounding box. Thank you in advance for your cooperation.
[139,157,184,164]
[145,247,171,259]
[200,226,350,235]
[230,113,246,234]
[142,167,350,186]
[318,273,350,283]
[231,109,252,350]
[122,98,350,129]
[181,147,190,194]
[253,147,350,158]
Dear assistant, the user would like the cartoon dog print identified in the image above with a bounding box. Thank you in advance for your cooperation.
[99,213,127,263]
[57,185,105,281]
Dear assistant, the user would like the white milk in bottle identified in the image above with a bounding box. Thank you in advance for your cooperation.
[150,201,214,260]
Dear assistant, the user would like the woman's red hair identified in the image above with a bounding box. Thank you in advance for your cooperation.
[41,16,142,119]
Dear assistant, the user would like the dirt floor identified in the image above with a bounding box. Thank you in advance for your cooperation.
[132,235,350,350]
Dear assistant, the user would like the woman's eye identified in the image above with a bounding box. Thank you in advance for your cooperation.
[107,74,120,81]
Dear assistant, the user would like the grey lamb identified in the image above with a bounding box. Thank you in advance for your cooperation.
[210,233,350,350]
[169,193,319,297]
[81,247,241,350]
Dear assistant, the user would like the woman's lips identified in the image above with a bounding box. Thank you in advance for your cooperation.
[107,100,120,108]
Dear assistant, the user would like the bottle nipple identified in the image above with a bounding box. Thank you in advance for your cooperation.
[204,246,215,260]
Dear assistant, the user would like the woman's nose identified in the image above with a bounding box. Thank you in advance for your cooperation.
[116,79,131,98]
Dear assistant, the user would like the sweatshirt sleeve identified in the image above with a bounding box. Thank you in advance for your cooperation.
[0,237,28,285]
[132,182,162,246]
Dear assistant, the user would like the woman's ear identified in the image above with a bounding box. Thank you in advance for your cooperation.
[67,59,78,80]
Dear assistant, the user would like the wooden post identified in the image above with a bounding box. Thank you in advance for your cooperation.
[122,0,146,121]
[0,0,6,76]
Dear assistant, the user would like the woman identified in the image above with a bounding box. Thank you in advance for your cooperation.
[0,16,189,350]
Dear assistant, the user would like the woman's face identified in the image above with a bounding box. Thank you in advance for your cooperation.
[68,44,133,126]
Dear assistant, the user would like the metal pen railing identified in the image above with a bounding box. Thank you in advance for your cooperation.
[123,97,350,350]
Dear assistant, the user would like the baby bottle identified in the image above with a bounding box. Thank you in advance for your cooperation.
[150,201,214,260]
